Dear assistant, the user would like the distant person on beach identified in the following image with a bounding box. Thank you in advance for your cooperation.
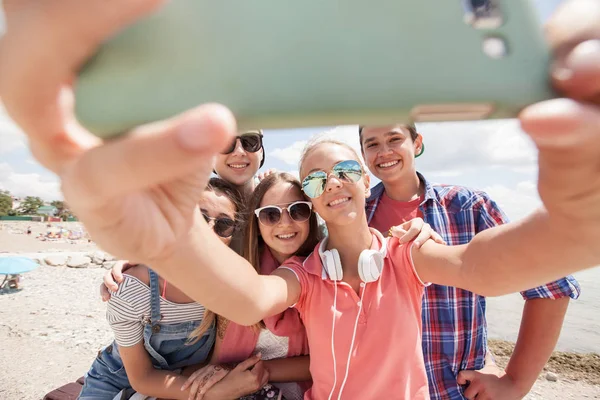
[358,123,581,399]
[79,179,245,400]
[26,226,31,235]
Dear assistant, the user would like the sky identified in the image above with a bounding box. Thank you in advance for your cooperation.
[0,0,563,221]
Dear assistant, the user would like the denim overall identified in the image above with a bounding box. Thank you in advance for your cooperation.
[79,269,215,399]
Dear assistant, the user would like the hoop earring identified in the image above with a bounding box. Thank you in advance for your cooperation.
[415,143,425,158]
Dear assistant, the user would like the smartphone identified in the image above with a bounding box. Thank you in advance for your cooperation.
[74,0,556,139]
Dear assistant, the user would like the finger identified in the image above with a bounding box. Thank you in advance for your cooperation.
[61,103,236,204]
[99,283,110,302]
[462,381,481,400]
[234,353,262,372]
[552,40,600,102]
[198,368,229,397]
[189,378,202,400]
[188,369,214,400]
[181,368,205,391]
[432,231,446,245]
[400,217,424,230]
[399,224,422,244]
[0,0,165,136]
[414,224,436,248]
[257,362,270,388]
[249,361,269,391]
[519,100,600,220]
[112,261,128,284]
[520,98,600,152]
[389,226,407,239]
[457,370,475,385]
[103,269,119,292]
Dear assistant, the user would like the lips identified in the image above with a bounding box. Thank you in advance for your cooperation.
[377,160,400,169]
[328,197,350,207]
[228,163,249,169]
[276,232,298,240]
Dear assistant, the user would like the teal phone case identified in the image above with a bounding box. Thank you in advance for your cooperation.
[74,0,555,138]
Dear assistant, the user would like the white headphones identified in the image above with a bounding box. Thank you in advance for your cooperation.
[318,229,387,283]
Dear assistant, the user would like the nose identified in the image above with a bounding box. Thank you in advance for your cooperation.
[278,209,294,226]
[206,219,216,231]
[231,138,246,156]
[325,173,343,193]
[378,143,394,156]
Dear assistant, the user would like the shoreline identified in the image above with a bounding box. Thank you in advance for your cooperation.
[489,339,600,385]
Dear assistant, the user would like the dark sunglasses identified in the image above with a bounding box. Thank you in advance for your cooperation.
[202,213,236,238]
[301,159,363,199]
[222,131,263,154]
[254,201,313,226]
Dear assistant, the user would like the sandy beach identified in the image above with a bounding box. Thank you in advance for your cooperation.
[1,222,599,399]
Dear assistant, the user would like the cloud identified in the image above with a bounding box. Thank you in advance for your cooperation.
[416,119,537,176]
[482,180,541,221]
[269,125,364,169]
[269,120,538,181]
[0,162,62,201]
[269,140,307,166]
[0,103,26,154]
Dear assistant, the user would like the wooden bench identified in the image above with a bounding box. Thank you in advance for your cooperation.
[42,377,84,400]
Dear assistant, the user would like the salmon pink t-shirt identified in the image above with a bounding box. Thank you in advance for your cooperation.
[280,230,430,399]
[369,192,423,234]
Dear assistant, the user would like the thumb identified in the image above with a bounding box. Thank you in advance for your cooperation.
[457,370,476,385]
[520,98,600,149]
[62,103,236,203]
[519,99,600,220]
[234,353,262,372]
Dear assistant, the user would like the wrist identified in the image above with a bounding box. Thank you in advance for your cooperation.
[503,370,535,398]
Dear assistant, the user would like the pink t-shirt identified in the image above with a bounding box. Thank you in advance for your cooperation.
[370,192,423,234]
[281,230,430,400]
[215,247,309,362]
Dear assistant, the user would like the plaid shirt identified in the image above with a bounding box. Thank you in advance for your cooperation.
[366,173,581,400]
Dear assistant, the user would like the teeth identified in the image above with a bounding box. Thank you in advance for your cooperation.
[229,164,248,169]
[379,161,399,168]
[277,233,297,239]
[329,197,349,207]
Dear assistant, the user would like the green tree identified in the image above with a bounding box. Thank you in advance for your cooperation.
[18,196,45,215]
[0,191,13,217]
[51,200,72,221]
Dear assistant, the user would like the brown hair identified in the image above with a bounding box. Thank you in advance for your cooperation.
[358,123,419,151]
[188,178,244,344]
[242,172,322,269]
[233,172,322,332]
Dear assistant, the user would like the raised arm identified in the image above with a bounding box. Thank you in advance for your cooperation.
[413,209,596,297]
[154,211,301,325]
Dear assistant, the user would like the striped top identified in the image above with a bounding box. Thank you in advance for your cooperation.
[107,275,206,347]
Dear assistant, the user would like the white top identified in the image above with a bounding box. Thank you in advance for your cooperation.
[107,275,205,347]
[255,329,304,400]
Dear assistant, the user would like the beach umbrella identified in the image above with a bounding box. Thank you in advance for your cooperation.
[0,256,40,275]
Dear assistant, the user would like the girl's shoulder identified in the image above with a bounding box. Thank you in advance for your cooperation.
[122,264,151,285]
